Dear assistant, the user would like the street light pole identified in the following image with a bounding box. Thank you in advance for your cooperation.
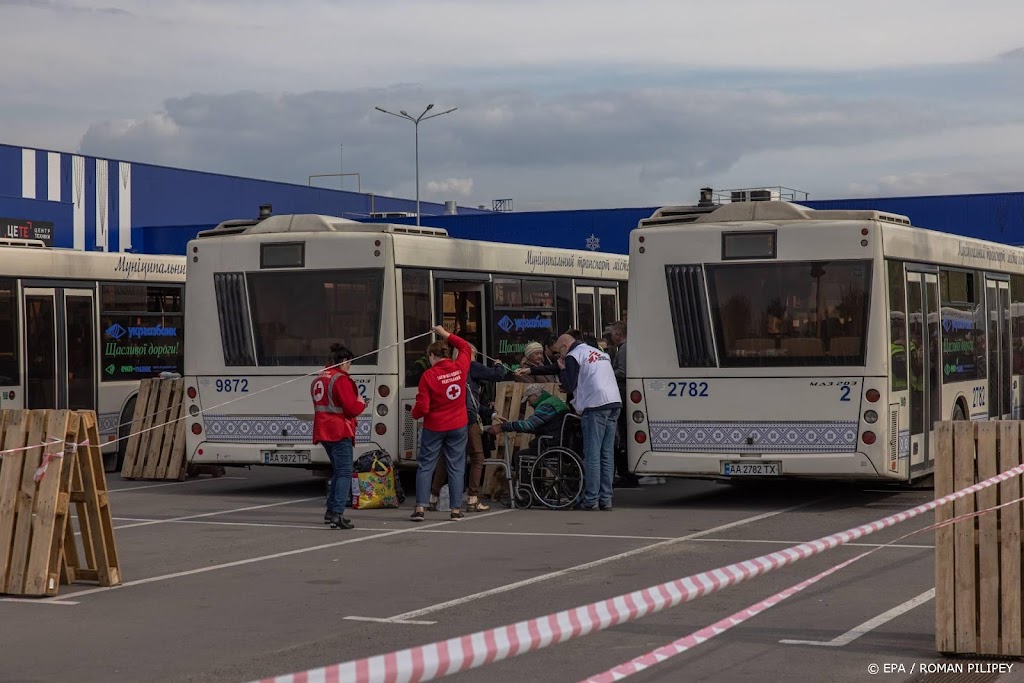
[374,103,457,225]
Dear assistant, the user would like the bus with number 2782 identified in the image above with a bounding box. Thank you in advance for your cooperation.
[627,197,1024,483]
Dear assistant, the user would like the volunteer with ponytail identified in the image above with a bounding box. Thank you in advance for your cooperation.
[409,325,472,521]
[311,344,366,530]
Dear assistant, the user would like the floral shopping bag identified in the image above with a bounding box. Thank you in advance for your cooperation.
[350,455,399,509]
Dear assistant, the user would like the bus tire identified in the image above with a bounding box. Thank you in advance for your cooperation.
[952,402,967,421]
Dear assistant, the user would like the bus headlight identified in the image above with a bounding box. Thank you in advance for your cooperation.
[863,410,878,424]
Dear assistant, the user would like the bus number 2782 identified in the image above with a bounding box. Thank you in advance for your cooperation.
[667,382,709,398]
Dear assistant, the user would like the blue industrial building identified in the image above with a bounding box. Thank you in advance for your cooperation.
[2,141,1023,255]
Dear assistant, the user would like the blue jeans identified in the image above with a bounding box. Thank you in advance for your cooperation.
[417,426,468,509]
[581,407,620,507]
[323,438,354,514]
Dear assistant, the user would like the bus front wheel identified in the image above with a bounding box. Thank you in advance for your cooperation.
[105,394,138,474]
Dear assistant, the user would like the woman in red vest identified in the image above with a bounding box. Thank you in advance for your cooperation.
[311,344,366,529]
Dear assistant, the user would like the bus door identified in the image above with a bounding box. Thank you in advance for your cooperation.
[434,277,487,354]
[574,285,620,340]
[985,277,1012,420]
[905,271,941,474]
[23,287,96,411]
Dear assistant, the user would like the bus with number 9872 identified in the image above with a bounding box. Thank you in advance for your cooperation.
[626,194,1024,482]
[181,212,628,473]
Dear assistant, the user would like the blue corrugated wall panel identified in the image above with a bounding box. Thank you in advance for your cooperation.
[0,146,22,198]
[805,194,1024,245]
[0,196,73,247]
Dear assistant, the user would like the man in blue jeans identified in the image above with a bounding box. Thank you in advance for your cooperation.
[553,332,622,511]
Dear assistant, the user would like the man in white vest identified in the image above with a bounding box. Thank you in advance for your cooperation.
[554,332,622,510]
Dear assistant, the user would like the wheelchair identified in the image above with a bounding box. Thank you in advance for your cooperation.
[511,412,585,510]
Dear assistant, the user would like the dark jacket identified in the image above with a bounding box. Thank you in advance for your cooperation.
[500,391,569,440]
[467,361,509,424]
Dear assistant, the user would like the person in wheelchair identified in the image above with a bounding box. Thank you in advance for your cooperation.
[484,384,570,455]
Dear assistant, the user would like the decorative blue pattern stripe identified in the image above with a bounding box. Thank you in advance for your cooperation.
[204,415,372,444]
[898,430,910,460]
[648,420,858,454]
[98,412,120,436]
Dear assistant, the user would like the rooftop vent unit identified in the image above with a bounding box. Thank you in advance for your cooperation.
[369,211,415,219]
[0,238,47,249]
[730,188,780,203]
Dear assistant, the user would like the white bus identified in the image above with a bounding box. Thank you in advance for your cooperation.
[181,213,628,470]
[0,239,187,471]
[626,199,1024,482]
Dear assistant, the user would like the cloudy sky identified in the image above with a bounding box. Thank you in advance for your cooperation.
[3,0,1024,210]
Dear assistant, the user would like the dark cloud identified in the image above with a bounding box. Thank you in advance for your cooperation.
[0,0,132,16]
[79,84,957,208]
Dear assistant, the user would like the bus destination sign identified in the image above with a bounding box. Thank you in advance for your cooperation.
[1,217,54,246]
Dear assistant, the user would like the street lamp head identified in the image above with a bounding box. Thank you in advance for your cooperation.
[426,103,434,111]
[374,107,386,113]
[400,110,409,117]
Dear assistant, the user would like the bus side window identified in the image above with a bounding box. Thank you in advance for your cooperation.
[888,261,908,391]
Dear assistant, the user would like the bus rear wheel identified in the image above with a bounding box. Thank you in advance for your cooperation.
[104,394,138,474]
[952,403,967,421]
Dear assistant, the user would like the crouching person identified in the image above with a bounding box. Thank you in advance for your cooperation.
[410,325,472,522]
[311,344,366,530]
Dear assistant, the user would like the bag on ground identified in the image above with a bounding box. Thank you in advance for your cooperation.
[350,454,399,509]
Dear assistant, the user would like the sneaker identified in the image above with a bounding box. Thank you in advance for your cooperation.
[324,510,332,524]
[574,502,598,511]
[428,494,439,512]
[599,503,614,511]
[329,514,354,530]
[450,510,465,520]
[410,509,425,523]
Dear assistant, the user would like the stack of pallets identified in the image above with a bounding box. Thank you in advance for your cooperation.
[935,420,1024,656]
[121,377,187,480]
[0,409,120,597]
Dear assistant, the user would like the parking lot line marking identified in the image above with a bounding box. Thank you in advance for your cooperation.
[109,477,247,493]
[75,497,324,538]
[344,616,438,625]
[780,588,935,647]
[347,497,830,625]
[689,538,934,550]
[416,529,677,541]
[0,597,80,605]
[111,497,324,530]
[46,509,512,602]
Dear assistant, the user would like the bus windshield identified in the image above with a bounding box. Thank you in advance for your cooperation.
[706,259,871,367]
[247,268,384,366]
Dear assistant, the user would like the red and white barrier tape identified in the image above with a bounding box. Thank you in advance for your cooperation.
[581,487,1024,681]
[251,462,1024,683]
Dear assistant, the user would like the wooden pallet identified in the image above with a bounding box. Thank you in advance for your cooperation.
[934,420,1024,656]
[482,382,567,499]
[0,410,120,597]
[62,411,121,588]
[121,378,189,481]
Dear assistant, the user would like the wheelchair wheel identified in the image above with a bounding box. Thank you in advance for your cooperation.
[529,447,584,510]
[514,486,533,509]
